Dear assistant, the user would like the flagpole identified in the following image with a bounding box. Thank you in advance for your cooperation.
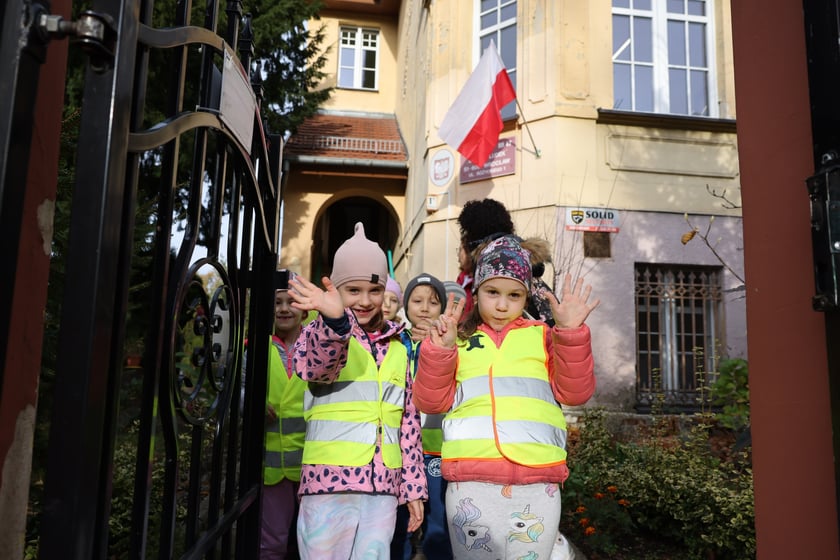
[514,97,541,158]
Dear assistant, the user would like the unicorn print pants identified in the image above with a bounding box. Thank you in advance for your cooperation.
[445,481,562,560]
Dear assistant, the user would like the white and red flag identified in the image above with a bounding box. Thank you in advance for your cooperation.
[439,40,516,168]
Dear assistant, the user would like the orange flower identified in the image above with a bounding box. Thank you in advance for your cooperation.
[618,499,630,506]
[579,518,590,527]
[575,505,587,513]
[607,485,618,493]
[584,526,597,536]
[594,492,605,499]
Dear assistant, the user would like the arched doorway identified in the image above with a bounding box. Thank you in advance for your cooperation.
[311,196,400,281]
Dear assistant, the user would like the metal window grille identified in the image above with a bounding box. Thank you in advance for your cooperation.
[635,263,723,410]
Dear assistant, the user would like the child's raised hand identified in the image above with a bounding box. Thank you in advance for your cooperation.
[288,275,345,320]
[429,293,465,348]
[545,273,600,329]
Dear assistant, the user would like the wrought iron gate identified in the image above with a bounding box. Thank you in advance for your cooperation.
[2,0,283,558]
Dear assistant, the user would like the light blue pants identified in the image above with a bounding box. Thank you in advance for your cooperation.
[445,480,562,560]
[297,493,397,560]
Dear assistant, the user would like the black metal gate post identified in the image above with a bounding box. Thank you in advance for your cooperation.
[39,0,142,556]
[35,0,282,557]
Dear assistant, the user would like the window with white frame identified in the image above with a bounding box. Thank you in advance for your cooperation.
[338,27,379,90]
[478,0,517,119]
[612,0,717,117]
[635,263,723,409]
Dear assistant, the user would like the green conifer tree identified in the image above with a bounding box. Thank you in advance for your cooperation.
[247,0,333,135]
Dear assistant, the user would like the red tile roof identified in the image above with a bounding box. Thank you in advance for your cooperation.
[285,113,407,162]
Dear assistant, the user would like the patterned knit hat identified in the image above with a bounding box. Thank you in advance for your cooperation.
[329,222,388,288]
[474,235,532,290]
[385,276,403,305]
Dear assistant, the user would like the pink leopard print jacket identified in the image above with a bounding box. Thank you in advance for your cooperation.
[292,311,427,505]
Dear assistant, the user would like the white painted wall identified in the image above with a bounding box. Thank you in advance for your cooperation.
[559,210,747,409]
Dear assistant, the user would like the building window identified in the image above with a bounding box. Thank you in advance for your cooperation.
[635,263,722,410]
[338,27,379,90]
[478,0,517,120]
[612,0,717,117]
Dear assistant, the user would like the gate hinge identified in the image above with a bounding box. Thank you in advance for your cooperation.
[34,7,117,72]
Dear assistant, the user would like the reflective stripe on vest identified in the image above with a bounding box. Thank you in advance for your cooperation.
[421,413,444,455]
[264,337,308,484]
[441,326,568,467]
[266,417,307,434]
[265,448,304,470]
[302,337,407,468]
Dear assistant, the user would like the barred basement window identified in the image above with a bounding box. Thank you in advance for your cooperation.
[635,263,722,410]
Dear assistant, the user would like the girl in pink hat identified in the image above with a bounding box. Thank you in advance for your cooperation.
[288,222,426,559]
[383,276,404,324]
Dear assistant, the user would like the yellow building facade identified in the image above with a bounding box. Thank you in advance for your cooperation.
[282,0,744,409]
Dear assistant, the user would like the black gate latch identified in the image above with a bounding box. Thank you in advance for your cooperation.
[806,151,840,311]
[33,6,117,72]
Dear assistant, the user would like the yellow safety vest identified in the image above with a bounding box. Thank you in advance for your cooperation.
[441,326,568,467]
[302,337,407,468]
[264,337,308,484]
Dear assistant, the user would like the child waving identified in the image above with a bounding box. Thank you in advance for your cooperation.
[289,223,427,559]
[414,235,599,559]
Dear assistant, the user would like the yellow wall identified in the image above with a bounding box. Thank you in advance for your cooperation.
[391,0,740,284]
[317,11,401,113]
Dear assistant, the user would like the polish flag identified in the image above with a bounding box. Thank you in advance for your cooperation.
[439,40,516,168]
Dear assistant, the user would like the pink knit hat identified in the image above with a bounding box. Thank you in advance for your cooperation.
[385,276,403,305]
[330,222,388,288]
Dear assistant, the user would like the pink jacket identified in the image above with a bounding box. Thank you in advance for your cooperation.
[293,311,427,504]
[413,317,595,485]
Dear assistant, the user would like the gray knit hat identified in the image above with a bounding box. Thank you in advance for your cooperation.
[330,222,388,288]
[404,273,446,310]
[443,280,467,305]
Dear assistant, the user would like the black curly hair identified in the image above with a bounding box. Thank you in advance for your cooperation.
[457,199,515,250]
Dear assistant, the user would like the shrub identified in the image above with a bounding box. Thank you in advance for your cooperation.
[709,358,750,432]
[562,408,755,559]
[562,478,635,556]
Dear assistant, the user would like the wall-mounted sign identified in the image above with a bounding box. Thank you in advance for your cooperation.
[459,137,516,184]
[565,207,620,233]
[219,46,256,155]
[430,148,456,189]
